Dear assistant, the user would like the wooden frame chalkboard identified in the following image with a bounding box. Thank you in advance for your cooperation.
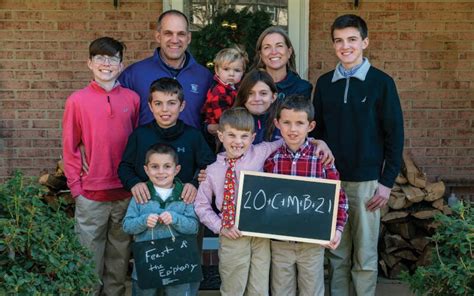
[235,170,341,244]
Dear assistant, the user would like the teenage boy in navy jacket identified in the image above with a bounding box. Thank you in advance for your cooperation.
[310,14,404,296]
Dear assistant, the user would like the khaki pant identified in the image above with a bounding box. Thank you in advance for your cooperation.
[218,235,270,296]
[271,240,325,296]
[327,180,379,296]
[75,195,132,296]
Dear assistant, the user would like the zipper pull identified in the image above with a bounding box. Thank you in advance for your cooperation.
[107,95,112,116]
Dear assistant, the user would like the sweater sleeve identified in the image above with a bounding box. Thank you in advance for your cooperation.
[122,198,149,235]
[168,203,199,235]
[118,131,143,191]
[379,77,404,188]
[194,173,221,234]
[310,79,325,140]
[62,97,84,198]
[191,132,216,188]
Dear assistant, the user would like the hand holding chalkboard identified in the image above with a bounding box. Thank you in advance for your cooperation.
[235,171,340,244]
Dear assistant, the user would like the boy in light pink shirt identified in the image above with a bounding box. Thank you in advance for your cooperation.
[195,107,282,296]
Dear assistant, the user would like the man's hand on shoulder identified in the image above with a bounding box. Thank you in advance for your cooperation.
[181,183,197,204]
[131,182,151,204]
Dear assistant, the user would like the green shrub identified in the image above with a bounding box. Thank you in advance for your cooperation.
[0,172,98,294]
[189,8,272,69]
[401,202,474,295]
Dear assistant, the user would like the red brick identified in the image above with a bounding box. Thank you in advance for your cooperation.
[14,11,42,20]
[17,148,52,158]
[32,120,60,129]
[0,120,30,129]
[17,110,48,120]
[17,91,46,100]
[16,71,43,80]
[0,21,30,30]
[30,41,59,50]
[2,80,30,89]
[1,100,31,109]
[31,81,59,89]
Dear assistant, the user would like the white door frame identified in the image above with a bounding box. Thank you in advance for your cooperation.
[163,0,309,78]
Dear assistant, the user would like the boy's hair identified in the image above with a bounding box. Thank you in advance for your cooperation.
[214,46,249,71]
[148,77,185,103]
[234,69,277,108]
[157,9,189,31]
[145,143,179,165]
[331,14,368,41]
[89,37,126,61]
[252,26,296,73]
[276,95,315,122]
[218,107,254,133]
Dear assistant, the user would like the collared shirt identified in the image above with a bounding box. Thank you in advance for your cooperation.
[264,140,348,232]
[202,75,237,124]
[194,139,283,234]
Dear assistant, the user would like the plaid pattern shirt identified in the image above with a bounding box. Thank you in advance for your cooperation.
[264,140,348,232]
[202,75,237,124]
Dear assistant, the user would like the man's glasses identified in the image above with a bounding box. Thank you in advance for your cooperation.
[92,55,121,66]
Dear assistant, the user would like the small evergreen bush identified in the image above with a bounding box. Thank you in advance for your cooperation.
[190,7,272,69]
[0,172,98,294]
[401,202,474,295]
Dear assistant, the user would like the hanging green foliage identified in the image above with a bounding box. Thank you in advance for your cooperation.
[401,202,474,296]
[190,8,272,69]
[0,172,98,294]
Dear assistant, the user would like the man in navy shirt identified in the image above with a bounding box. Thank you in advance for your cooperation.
[119,9,212,128]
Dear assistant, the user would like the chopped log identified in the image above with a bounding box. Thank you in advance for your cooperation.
[442,205,452,215]
[384,234,412,253]
[412,209,441,220]
[403,200,413,208]
[401,184,425,203]
[379,259,389,277]
[395,173,408,185]
[388,193,406,210]
[410,237,430,253]
[389,262,409,279]
[424,181,445,202]
[386,222,416,240]
[416,245,433,267]
[381,211,409,223]
[432,198,445,210]
[393,249,418,261]
[380,252,401,268]
[413,219,440,234]
[39,173,68,191]
[402,152,427,188]
[55,160,65,176]
[380,204,390,217]
[392,184,402,192]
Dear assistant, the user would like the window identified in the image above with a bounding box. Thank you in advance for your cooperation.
[163,0,309,78]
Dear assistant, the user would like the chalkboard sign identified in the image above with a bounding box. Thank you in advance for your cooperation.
[235,171,340,244]
[132,235,202,289]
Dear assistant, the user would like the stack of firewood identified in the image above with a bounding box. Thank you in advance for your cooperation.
[378,152,449,279]
[39,160,75,217]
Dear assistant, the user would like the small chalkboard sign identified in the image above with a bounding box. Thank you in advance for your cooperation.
[235,171,340,244]
[132,235,202,289]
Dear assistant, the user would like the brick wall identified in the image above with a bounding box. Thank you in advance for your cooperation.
[309,1,474,197]
[0,1,473,197]
[0,0,162,181]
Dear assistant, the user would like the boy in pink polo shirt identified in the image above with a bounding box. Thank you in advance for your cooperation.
[62,37,139,295]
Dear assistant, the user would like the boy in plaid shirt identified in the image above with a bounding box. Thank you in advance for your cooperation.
[264,95,348,296]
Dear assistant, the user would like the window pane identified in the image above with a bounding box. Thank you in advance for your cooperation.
[183,0,288,30]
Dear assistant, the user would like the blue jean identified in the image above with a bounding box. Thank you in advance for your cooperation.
[132,280,200,296]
